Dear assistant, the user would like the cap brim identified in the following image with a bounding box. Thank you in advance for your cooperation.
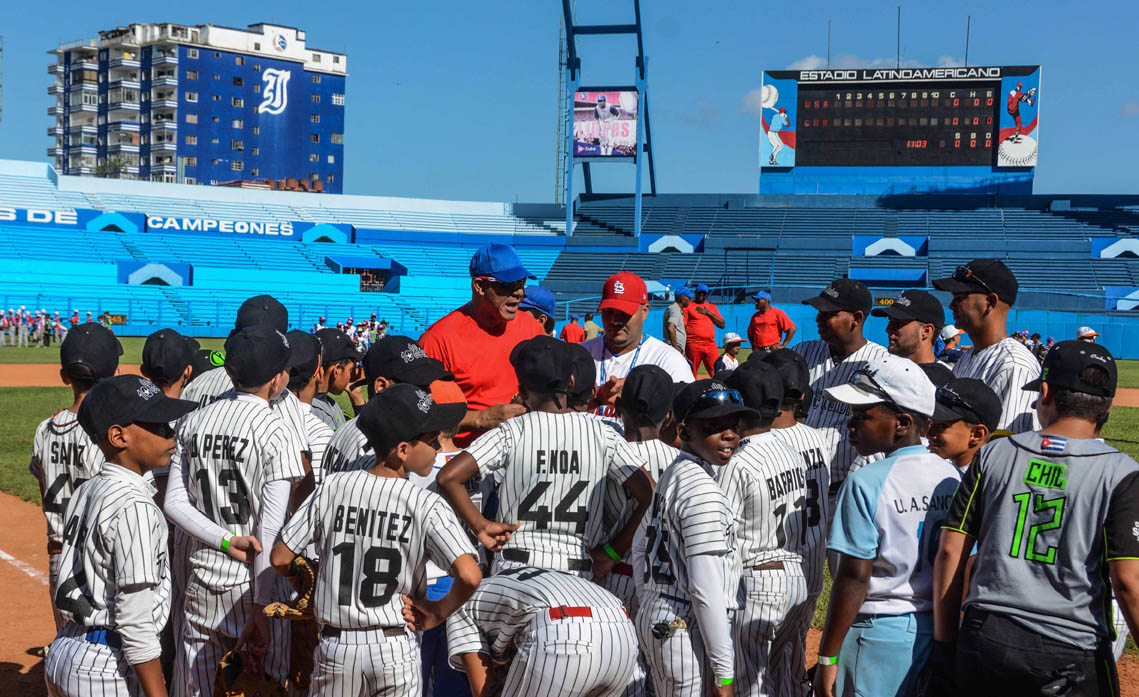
[932,402,970,423]
[135,395,199,425]
[598,298,643,315]
[823,383,887,407]
[421,402,468,434]
[485,266,537,283]
[685,403,758,422]
[870,305,914,320]
[803,295,844,312]
[932,277,983,295]
[1022,376,1044,392]
[397,359,454,387]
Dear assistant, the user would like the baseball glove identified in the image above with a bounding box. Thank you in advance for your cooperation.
[212,650,286,697]
[284,617,318,690]
[263,557,316,620]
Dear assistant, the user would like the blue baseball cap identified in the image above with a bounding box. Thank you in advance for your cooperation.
[520,285,556,318]
[695,283,710,293]
[674,286,692,299]
[753,290,772,301]
[469,243,536,283]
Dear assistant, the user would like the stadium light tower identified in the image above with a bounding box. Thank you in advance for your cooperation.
[560,0,657,238]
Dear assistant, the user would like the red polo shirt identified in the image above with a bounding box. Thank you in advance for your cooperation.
[747,307,793,348]
[560,322,586,343]
[683,301,723,342]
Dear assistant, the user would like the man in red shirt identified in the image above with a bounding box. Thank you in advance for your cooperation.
[419,243,543,445]
[747,290,796,354]
[559,315,586,343]
[683,283,725,377]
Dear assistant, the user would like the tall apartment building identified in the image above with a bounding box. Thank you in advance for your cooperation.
[49,23,346,193]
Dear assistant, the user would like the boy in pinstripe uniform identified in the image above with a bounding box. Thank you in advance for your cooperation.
[272,383,483,697]
[45,375,198,697]
[286,330,335,489]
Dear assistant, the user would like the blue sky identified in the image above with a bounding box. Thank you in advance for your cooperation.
[3,0,1136,201]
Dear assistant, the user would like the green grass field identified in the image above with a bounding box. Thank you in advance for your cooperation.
[0,336,227,364]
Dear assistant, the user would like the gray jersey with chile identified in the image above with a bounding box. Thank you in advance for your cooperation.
[943,431,1139,649]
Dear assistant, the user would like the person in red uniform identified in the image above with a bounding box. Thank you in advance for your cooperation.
[1006,80,1036,142]
[559,315,586,343]
[683,283,725,377]
[746,290,796,354]
[419,243,543,446]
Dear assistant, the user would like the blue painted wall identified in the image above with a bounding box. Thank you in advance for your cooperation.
[759,165,1034,195]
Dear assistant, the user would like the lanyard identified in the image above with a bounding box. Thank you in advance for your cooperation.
[599,335,646,383]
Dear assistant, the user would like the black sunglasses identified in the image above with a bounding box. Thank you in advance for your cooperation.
[413,433,441,450]
[478,277,526,295]
[954,265,997,297]
[136,421,177,439]
[683,388,745,422]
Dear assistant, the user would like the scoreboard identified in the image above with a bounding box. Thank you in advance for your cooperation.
[760,66,1041,169]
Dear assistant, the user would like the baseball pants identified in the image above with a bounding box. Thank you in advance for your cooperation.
[768,130,784,160]
[18,324,28,347]
[835,611,931,697]
[770,591,820,697]
[175,579,290,697]
[310,627,421,697]
[735,565,808,697]
[1111,597,1130,661]
[46,624,138,697]
[955,608,1118,697]
[49,551,66,634]
[0,328,6,347]
[503,608,638,697]
[685,340,718,378]
[422,578,471,697]
[598,564,649,697]
[636,595,707,697]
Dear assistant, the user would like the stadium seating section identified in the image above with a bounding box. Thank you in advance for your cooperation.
[1,158,1138,337]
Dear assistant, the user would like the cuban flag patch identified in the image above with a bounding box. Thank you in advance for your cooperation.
[1041,436,1068,453]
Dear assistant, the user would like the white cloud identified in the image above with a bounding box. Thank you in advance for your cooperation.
[741,89,766,116]
[1122,100,1139,117]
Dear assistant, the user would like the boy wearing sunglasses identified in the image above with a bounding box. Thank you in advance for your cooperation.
[927,378,1001,470]
[634,379,754,697]
[45,375,198,697]
[812,355,961,697]
[271,384,482,697]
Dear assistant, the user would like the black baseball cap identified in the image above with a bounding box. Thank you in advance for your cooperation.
[234,294,288,333]
[224,325,291,387]
[357,383,466,456]
[673,379,758,424]
[565,342,597,405]
[725,360,785,418]
[920,362,955,388]
[803,278,872,315]
[316,327,363,364]
[871,289,945,330]
[141,329,194,385]
[1023,340,1117,398]
[510,335,572,394]
[361,336,452,388]
[758,348,811,403]
[934,377,1002,431]
[932,259,1019,306]
[60,322,123,380]
[78,374,198,442]
[616,364,674,423]
[286,330,322,385]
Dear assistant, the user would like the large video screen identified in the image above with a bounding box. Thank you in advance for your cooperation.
[759,66,1040,168]
[573,90,639,158]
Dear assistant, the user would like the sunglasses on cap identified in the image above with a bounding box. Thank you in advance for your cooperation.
[954,265,997,298]
[683,388,745,422]
[935,386,981,422]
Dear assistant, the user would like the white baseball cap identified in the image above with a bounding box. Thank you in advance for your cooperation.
[939,324,961,341]
[823,354,936,417]
[1076,326,1099,339]
[723,332,744,345]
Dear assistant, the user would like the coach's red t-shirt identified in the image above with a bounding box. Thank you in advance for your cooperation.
[683,301,723,342]
[748,307,793,348]
[560,323,586,343]
[420,304,543,442]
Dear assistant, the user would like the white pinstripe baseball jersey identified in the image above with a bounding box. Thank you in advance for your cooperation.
[793,339,888,485]
[951,337,1041,434]
[632,453,736,604]
[602,439,677,539]
[171,392,306,590]
[446,567,627,667]
[29,409,104,547]
[180,366,312,453]
[768,423,831,594]
[54,464,171,630]
[298,402,334,487]
[280,470,476,629]
[718,432,809,571]
[311,393,347,430]
[465,411,646,567]
[322,416,373,475]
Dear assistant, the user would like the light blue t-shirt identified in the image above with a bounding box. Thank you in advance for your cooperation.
[769,113,789,132]
[828,444,962,615]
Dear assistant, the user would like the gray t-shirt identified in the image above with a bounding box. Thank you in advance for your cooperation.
[664,302,686,350]
[944,431,1139,649]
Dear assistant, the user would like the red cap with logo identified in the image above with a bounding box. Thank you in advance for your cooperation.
[599,272,648,315]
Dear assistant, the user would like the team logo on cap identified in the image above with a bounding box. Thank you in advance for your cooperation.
[613,280,626,295]
[415,389,433,414]
[823,286,839,298]
[401,344,428,363]
[895,296,911,307]
[137,380,160,400]
[276,330,290,348]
